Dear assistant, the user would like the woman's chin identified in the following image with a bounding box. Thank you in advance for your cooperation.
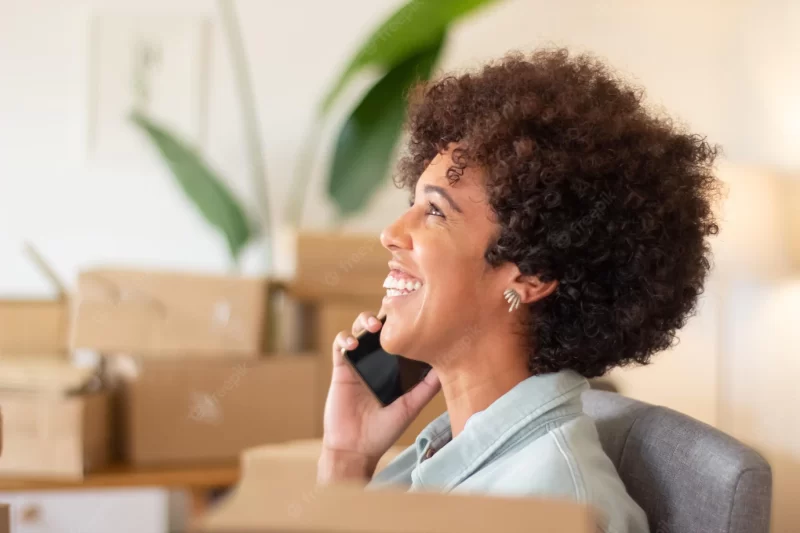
[381,292,421,350]
[381,318,435,365]
[379,317,411,356]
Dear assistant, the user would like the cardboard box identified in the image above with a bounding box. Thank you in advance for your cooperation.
[292,232,389,301]
[0,299,68,355]
[118,355,321,464]
[71,269,271,356]
[0,391,110,478]
[198,453,594,533]
[0,355,99,394]
[240,438,407,474]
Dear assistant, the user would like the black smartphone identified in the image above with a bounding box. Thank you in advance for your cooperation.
[343,315,432,407]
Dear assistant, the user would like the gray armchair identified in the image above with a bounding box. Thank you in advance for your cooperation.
[582,390,772,533]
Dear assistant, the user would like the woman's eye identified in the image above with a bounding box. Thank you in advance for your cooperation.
[426,201,445,218]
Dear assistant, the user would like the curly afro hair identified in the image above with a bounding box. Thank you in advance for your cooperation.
[395,48,720,378]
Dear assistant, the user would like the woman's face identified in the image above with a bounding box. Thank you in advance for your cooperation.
[379,147,513,363]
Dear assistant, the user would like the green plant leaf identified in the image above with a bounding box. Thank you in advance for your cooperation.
[327,34,445,217]
[131,111,252,261]
[320,0,496,114]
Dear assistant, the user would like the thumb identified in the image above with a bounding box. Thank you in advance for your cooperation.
[386,368,441,421]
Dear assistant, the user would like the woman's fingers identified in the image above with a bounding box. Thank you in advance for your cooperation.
[352,311,383,336]
[387,368,441,421]
[332,330,358,365]
[331,310,381,368]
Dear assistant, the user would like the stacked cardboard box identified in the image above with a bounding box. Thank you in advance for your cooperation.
[0,298,68,356]
[0,251,94,477]
[0,356,110,478]
[0,390,110,477]
[0,230,444,478]
[71,269,272,356]
[113,354,319,464]
[67,268,321,466]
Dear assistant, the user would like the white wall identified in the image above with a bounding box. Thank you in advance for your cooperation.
[2,0,799,296]
[608,287,721,426]
[726,280,800,533]
[0,0,406,294]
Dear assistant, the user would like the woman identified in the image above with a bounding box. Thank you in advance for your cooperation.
[318,49,719,533]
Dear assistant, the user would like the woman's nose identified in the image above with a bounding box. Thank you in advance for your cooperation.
[380,214,412,252]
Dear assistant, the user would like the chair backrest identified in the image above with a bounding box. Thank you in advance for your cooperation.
[582,390,772,533]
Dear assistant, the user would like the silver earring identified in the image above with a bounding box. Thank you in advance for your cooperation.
[504,288,521,313]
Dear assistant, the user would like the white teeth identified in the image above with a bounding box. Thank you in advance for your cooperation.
[382,274,423,296]
[383,277,402,289]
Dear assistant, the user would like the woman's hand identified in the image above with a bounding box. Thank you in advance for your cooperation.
[318,311,441,484]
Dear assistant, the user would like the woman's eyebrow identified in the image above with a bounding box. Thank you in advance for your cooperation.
[423,184,463,213]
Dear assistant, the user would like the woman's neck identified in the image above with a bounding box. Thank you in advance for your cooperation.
[435,324,532,438]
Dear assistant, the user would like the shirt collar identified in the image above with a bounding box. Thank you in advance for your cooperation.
[411,370,589,490]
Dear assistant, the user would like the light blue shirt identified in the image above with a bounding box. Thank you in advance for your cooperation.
[369,370,649,533]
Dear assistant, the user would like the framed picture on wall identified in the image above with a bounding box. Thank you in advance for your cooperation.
[86,13,210,164]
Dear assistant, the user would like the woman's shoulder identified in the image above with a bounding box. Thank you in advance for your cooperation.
[458,413,600,496]
[457,414,649,533]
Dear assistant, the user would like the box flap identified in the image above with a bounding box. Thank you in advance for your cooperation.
[240,439,405,474]
[0,355,99,394]
[200,453,593,533]
[0,300,68,355]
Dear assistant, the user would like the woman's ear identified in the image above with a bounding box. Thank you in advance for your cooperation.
[510,272,558,305]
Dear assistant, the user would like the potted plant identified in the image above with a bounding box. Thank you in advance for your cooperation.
[131,0,497,277]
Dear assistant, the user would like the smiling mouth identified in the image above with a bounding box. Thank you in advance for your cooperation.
[383,271,423,297]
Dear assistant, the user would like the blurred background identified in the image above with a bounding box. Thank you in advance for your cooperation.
[0,0,798,532]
